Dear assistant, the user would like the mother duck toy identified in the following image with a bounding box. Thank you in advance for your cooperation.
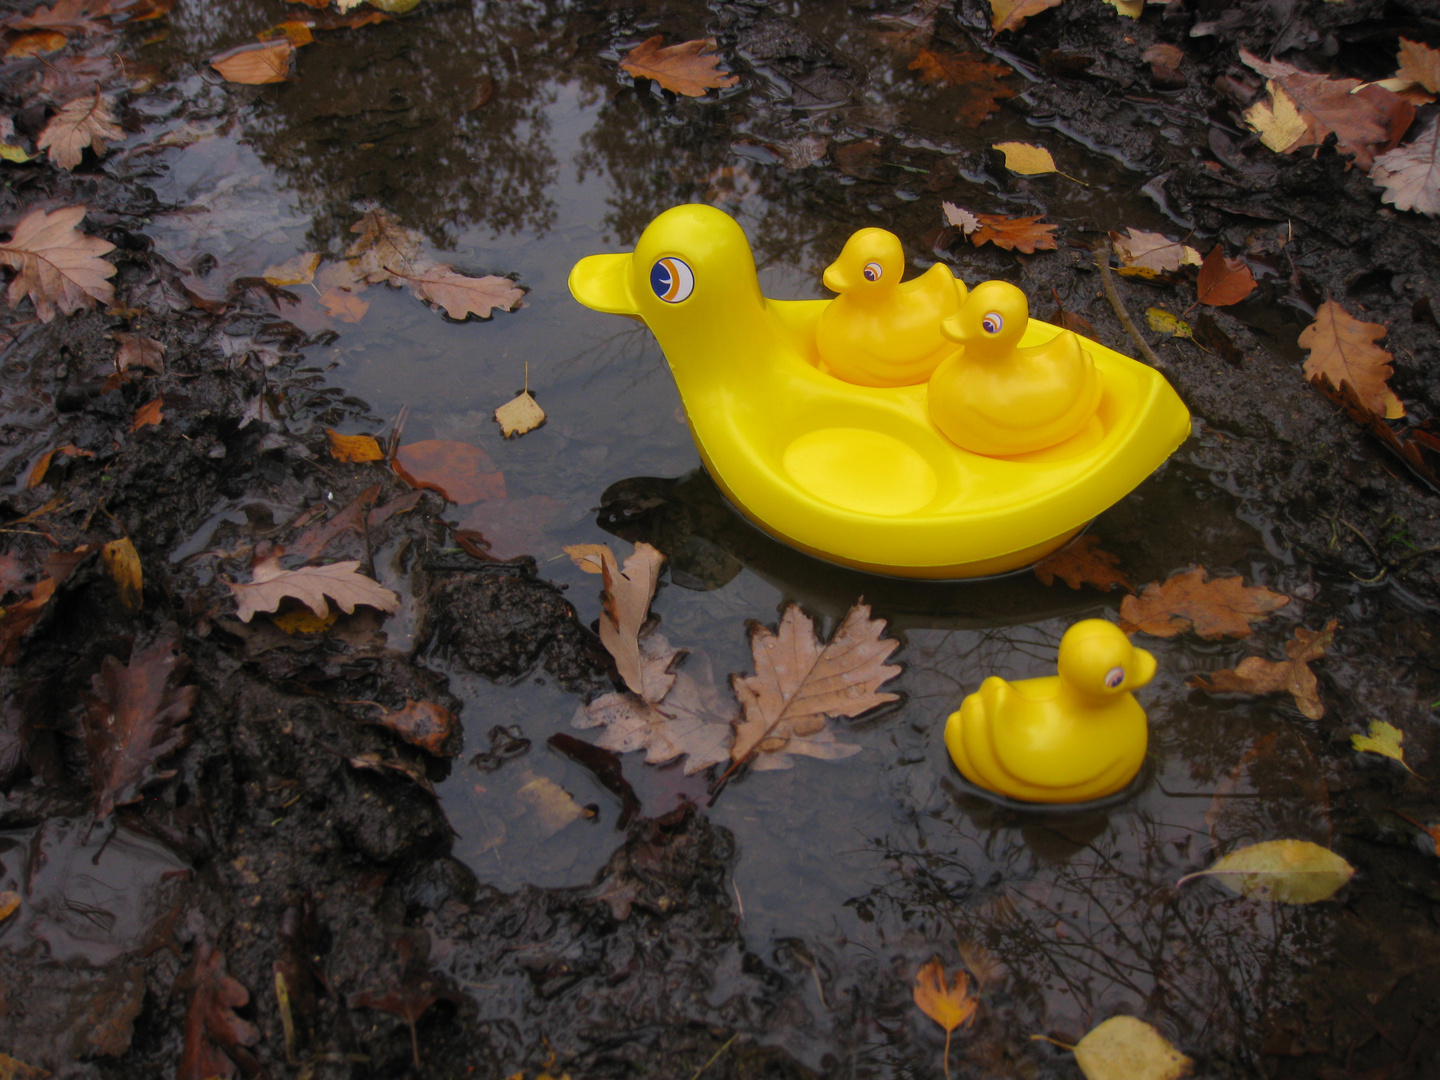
[569,205,1190,578]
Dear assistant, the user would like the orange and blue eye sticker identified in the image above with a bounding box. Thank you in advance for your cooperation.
[650,257,695,303]
[863,261,882,282]
[982,311,1003,334]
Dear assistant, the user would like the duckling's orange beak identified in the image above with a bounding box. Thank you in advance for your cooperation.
[569,252,638,316]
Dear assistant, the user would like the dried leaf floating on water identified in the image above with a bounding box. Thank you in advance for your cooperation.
[0,204,116,322]
[1120,567,1288,639]
[912,959,977,1080]
[494,389,545,437]
[210,38,295,85]
[325,428,385,463]
[1298,299,1404,419]
[1062,1016,1194,1080]
[1177,839,1355,903]
[620,36,739,97]
[1351,719,1417,774]
[1189,619,1337,719]
[38,90,123,170]
[597,543,667,699]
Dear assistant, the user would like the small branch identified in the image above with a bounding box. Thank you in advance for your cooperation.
[1094,245,1167,371]
[689,1032,740,1080]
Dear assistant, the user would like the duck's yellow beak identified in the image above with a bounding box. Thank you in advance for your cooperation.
[569,253,638,316]
[1130,646,1157,689]
[822,260,851,293]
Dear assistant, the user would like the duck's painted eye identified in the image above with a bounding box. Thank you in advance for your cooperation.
[981,312,1004,334]
[1104,666,1125,689]
[650,257,695,303]
[863,261,883,282]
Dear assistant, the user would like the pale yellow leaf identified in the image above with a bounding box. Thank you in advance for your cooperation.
[1072,1016,1193,1080]
[1177,839,1356,903]
[515,771,587,836]
[102,537,142,610]
[263,252,321,286]
[993,141,1056,175]
[1351,719,1417,774]
[494,389,545,437]
[1244,81,1308,152]
[562,543,613,575]
[1104,0,1145,16]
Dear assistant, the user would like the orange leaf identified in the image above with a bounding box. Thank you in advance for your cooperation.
[325,428,384,463]
[258,20,314,46]
[1195,245,1256,307]
[907,48,1015,128]
[620,36,739,97]
[210,39,294,85]
[392,439,505,504]
[1189,620,1338,719]
[6,30,67,57]
[130,396,163,432]
[1120,567,1289,639]
[360,700,458,756]
[989,0,1064,33]
[26,442,91,488]
[1032,535,1131,592]
[970,213,1057,253]
[913,958,978,1032]
[1298,299,1403,419]
[1397,38,1440,95]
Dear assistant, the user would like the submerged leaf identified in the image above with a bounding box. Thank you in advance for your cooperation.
[1111,228,1201,274]
[1032,535,1131,592]
[620,36,739,97]
[1120,568,1288,639]
[969,213,1058,253]
[393,439,505,503]
[913,959,978,1032]
[907,48,1015,127]
[1189,620,1337,719]
[1351,719,1417,774]
[1178,839,1355,903]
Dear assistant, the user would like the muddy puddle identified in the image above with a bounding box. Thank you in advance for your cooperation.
[3,0,1439,1076]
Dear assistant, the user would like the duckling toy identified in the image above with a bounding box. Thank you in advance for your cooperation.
[929,280,1102,457]
[815,228,968,387]
[569,205,1190,578]
[945,619,1156,803]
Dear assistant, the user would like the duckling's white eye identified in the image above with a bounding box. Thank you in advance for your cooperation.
[981,312,1004,334]
[1104,666,1125,689]
[650,257,694,303]
[863,261,883,282]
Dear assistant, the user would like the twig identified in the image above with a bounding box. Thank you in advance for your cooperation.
[688,1032,740,1080]
[1094,245,1167,371]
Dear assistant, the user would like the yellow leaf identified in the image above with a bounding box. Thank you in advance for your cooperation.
[271,607,339,635]
[0,143,33,163]
[102,537,143,611]
[1177,839,1355,903]
[1244,81,1308,152]
[0,890,18,922]
[494,389,545,438]
[325,427,385,463]
[1352,719,1417,774]
[993,141,1056,175]
[913,958,978,1032]
[988,0,1064,33]
[1072,1016,1193,1080]
[1146,308,1192,338]
[1104,0,1145,16]
[263,252,321,286]
[562,543,613,574]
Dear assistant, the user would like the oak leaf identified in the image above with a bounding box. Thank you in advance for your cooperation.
[1032,535,1130,592]
[404,266,524,320]
[1188,619,1337,719]
[726,603,900,774]
[393,439,505,503]
[597,543,668,699]
[1111,227,1201,274]
[1370,116,1440,218]
[210,38,294,85]
[1298,299,1403,419]
[346,207,423,282]
[228,556,400,622]
[114,331,163,372]
[970,212,1057,253]
[989,0,1064,33]
[178,944,263,1080]
[0,204,116,322]
[1119,567,1288,639]
[320,286,368,322]
[130,396,163,432]
[1396,38,1440,95]
[907,48,1015,128]
[347,934,459,1069]
[620,36,739,97]
[913,958,977,1080]
[81,637,196,821]
[942,202,979,234]
[38,91,123,170]
[1194,245,1256,307]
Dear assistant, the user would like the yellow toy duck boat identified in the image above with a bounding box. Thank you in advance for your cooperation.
[944,620,1156,803]
[568,204,1190,578]
[816,227,967,386]
[930,280,1102,457]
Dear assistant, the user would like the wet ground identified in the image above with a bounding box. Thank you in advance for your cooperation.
[2,0,1439,1077]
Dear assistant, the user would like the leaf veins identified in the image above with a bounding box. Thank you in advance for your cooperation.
[620,36,740,97]
[1189,620,1338,719]
[0,204,116,322]
[1120,567,1289,639]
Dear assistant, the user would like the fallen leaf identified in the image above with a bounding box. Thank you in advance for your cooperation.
[1142,43,1185,86]
[1396,38,1440,94]
[1104,0,1145,17]
[114,332,163,372]
[263,251,321,286]
[727,603,899,774]
[620,36,739,97]
[130,396,163,432]
[1194,245,1256,307]
[3,0,104,34]
[0,577,58,666]
[913,958,978,1080]
[325,428,384,462]
[228,557,401,622]
[1188,619,1337,719]
[393,439,506,503]
[872,0,945,50]
[0,891,18,923]
[942,202,979,234]
[1351,719,1417,774]
[969,213,1058,253]
[597,543,667,699]
[1119,567,1289,639]
[102,536,142,610]
[563,543,612,574]
[178,944,263,1080]
[1111,227,1201,274]
[7,30,67,57]
[494,389,545,437]
[38,91,123,171]
[1370,115,1440,218]
[1032,534,1131,592]
[516,770,590,834]
[81,636,196,821]
[907,48,1015,128]
[1392,811,1440,857]
[210,38,294,85]
[1310,376,1438,493]
[993,141,1057,175]
[27,442,92,487]
[1146,308,1192,338]
[347,935,460,1069]
[0,204,116,322]
[270,607,337,634]
[1176,839,1355,903]
[346,207,424,282]
[258,20,314,46]
[360,700,458,756]
[1068,1016,1193,1080]
[289,483,381,559]
[1298,299,1403,419]
[989,0,1064,33]
[319,286,368,322]
[404,266,524,320]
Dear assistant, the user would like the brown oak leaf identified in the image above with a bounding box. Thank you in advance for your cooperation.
[1298,299,1403,419]
[3,0,106,35]
[38,91,123,170]
[1189,619,1338,720]
[725,603,900,775]
[228,556,400,622]
[989,0,1064,33]
[1120,567,1289,639]
[594,543,668,699]
[907,48,1015,128]
[1370,116,1440,218]
[0,205,116,322]
[970,213,1058,253]
[620,36,739,97]
[1396,38,1440,95]
[404,266,524,320]
[347,933,459,1069]
[1194,245,1256,307]
[177,944,263,1080]
[130,395,163,431]
[346,207,424,283]
[1111,227,1200,274]
[114,331,163,372]
[81,636,196,821]
[1032,534,1131,592]
[392,439,506,504]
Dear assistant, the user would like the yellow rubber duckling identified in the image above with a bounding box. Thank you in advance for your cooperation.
[944,619,1155,803]
[815,227,968,387]
[928,280,1101,456]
